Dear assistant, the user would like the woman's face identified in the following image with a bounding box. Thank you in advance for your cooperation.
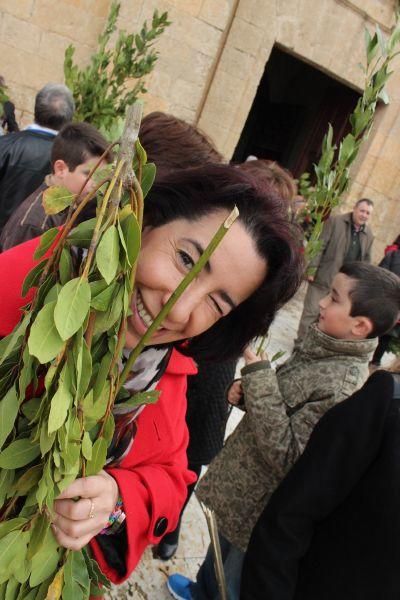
[125,210,267,349]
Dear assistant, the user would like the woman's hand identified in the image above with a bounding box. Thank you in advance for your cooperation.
[243,346,268,365]
[227,380,243,406]
[52,470,119,551]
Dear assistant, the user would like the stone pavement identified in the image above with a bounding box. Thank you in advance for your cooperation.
[106,283,393,599]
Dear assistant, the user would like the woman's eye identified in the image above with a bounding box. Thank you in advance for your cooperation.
[210,296,224,316]
[178,250,195,270]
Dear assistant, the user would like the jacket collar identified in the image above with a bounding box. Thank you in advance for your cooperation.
[299,324,377,359]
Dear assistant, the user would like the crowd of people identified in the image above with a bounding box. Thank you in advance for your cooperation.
[0,81,400,600]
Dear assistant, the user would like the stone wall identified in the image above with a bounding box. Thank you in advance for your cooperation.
[0,0,399,257]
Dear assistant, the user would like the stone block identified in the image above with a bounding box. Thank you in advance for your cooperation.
[276,0,299,18]
[236,0,276,25]
[199,0,231,30]
[1,12,41,54]
[228,17,264,57]
[345,0,395,29]
[168,77,203,111]
[0,0,34,20]
[218,45,255,79]
[38,30,72,66]
[365,157,399,196]
[168,104,197,124]
[146,69,173,99]
[277,18,297,51]
[170,0,203,17]
[141,91,169,115]
[32,0,101,45]
[170,8,222,58]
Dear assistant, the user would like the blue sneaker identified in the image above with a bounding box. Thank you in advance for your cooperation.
[167,574,194,600]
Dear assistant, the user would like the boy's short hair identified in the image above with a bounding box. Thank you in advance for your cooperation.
[51,122,113,171]
[340,262,400,338]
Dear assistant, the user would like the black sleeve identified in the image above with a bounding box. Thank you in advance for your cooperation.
[3,101,19,133]
[379,252,392,271]
[240,371,394,600]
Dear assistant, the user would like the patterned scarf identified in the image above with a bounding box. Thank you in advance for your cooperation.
[106,345,172,466]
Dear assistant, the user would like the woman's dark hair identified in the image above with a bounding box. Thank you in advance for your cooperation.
[144,164,304,361]
[139,111,223,176]
[340,262,400,338]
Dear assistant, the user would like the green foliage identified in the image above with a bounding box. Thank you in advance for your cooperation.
[64,1,171,134]
[301,15,400,266]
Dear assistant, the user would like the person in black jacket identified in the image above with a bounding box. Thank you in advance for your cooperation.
[0,76,19,135]
[370,248,400,367]
[0,83,74,232]
[241,369,400,600]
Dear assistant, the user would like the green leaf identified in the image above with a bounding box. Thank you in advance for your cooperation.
[33,228,60,260]
[29,527,59,587]
[48,365,73,434]
[67,218,96,248]
[102,414,115,444]
[21,259,47,297]
[90,282,116,311]
[28,301,65,363]
[74,336,92,401]
[54,277,91,341]
[0,470,14,505]
[116,389,160,409]
[4,576,19,600]
[0,519,27,542]
[141,162,156,198]
[0,439,41,469]
[59,249,73,285]
[0,386,19,450]
[62,552,84,600]
[85,437,108,476]
[81,432,92,460]
[71,551,90,593]
[21,397,41,423]
[0,313,30,367]
[120,212,141,267]
[40,422,57,455]
[96,226,120,285]
[83,383,109,425]
[93,284,123,335]
[27,513,51,560]
[135,138,147,165]
[42,186,75,215]
[0,530,28,579]
[12,464,42,496]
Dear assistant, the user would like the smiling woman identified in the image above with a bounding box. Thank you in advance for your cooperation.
[0,163,303,586]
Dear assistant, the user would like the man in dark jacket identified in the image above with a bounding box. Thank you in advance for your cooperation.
[0,83,74,232]
[297,198,374,339]
[241,370,400,600]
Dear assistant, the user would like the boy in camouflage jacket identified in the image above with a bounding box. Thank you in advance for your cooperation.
[167,262,400,600]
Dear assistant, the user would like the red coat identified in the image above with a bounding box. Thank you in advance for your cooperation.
[0,238,197,583]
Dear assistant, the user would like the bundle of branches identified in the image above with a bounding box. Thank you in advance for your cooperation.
[0,105,238,599]
[64,0,170,135]
[300,15,400,267]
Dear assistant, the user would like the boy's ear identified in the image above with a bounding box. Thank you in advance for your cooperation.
[53,159,69,179]
[351,316,374,339]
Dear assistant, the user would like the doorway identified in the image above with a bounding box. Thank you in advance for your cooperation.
[232,45,360,178]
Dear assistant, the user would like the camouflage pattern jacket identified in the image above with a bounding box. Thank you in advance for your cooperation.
[196,325,377,551]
